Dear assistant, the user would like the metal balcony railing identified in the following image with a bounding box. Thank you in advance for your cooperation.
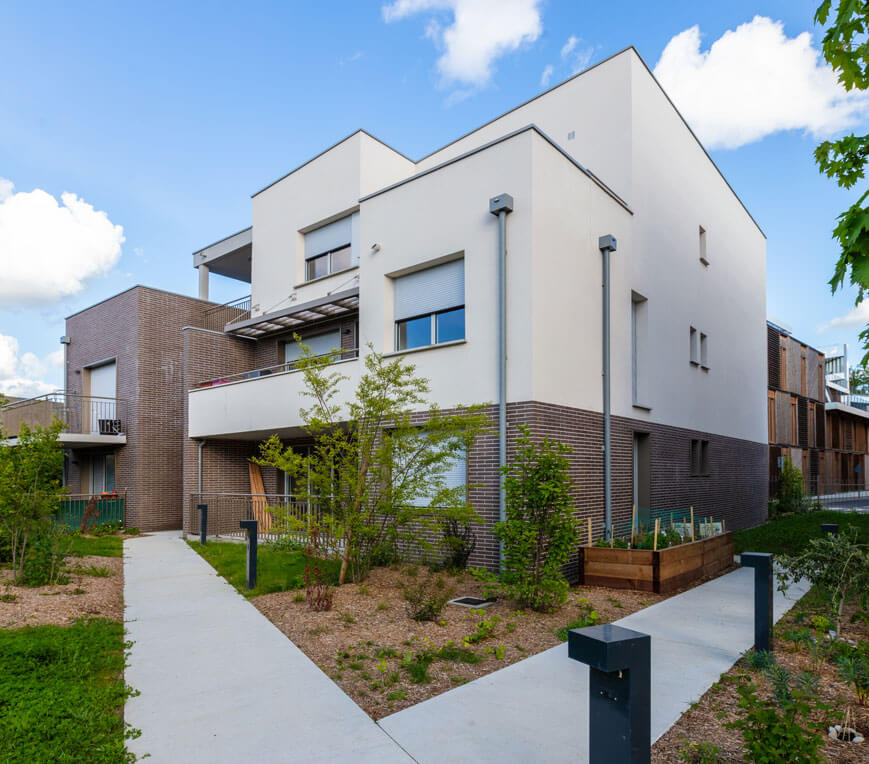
[196,348,359,388]
[0,392,127,437]
[200,295,251,332]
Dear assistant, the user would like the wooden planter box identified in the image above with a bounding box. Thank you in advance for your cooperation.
[577,532,734,594]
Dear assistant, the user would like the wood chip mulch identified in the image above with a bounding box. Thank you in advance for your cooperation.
[0,554,124,628]
[254,564,675,720]
[652,598,869,763]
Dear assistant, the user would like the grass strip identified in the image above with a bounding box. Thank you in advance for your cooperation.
[0,618,137,763]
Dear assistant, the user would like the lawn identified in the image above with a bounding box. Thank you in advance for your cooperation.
[68,534,124,558]
[733,510,869,556]
[187,540,340,598]
[0,618,138,763]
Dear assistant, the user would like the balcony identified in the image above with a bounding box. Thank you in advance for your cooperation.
[198,294,252,332]
[188,351,360,439]
[1,392,128,448]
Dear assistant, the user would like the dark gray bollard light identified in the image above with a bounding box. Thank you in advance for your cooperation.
[197,504,207,546]
[568,623,651,764]
[741,552,773,652]
[239,519,258,590]
[821,523,839,537]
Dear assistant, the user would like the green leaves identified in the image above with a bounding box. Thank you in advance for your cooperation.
[815,0,869,91]
[254,339,490,584]
[814,2,869,361]
[494,426,578,612]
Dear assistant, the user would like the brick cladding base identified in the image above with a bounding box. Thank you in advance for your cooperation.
[182,398,767,571]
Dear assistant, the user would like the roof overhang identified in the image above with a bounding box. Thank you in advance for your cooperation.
[193,228,252,283]
[225,287,360,337]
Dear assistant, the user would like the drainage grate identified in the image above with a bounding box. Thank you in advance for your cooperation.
[448,596,495,608]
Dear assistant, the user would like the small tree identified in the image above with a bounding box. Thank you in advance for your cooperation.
[254,341,489,584]
[0,419,66,579]
[777,526,869,634]
[494,426,578,612]
[776,457,807,515]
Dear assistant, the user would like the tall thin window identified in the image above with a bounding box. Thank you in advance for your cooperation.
[631,292,648,407]
[818,362,824,401]
[768,391,776,442]
[780,346,787,388]
[699,226,709,266]
[790,398,798,444]
[800,352,807,397]
[689,327,699,365]
[700,332,709,369]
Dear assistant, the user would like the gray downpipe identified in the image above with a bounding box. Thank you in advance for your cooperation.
[489,194,514,566]
[599,235,617,537]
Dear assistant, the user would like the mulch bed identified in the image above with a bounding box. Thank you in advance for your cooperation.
[0,554,124,628]
[254,563,736,720]
[652,598,869,763]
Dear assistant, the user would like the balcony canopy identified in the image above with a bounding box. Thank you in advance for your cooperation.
[192,227,252,283]
[225,287,359,338]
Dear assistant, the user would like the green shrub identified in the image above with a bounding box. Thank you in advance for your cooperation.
[555,598,601,641]
[725,669,829,764]
[678,741,723,763]
[493,427,577,612]
[463,611,502,645]
[403,574,454,621]
[776,457,808,514]
[19,529,71,587]
[836,652,869,705]
[440,517,476,571]
[401,650,434,683]
[743,648,776,672]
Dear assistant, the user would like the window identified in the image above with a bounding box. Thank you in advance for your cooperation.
[90,454,115,494]
[818,362,824,401]
[690,439,709,476]
[790,397,798,444]
[392,431,466,507]
[780,346,787,388]
[689,327,699,365]
[700,332,709,369]
[800,353,807,396]
[699,226,709,266]
[394,259,465,351]
[808,402,816,447]
[304,216,354,281]
[632,292,648,406]
[284,330,342,367]
[768,391,776,442]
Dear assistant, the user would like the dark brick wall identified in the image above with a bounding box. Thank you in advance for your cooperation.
[460,402,767,570]
[65,286,216,530]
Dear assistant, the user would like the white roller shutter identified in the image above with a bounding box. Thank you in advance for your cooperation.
[394,259,464,321]
[285,330,342,364]
[304,217,352,259]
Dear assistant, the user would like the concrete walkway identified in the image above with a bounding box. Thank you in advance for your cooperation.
[124,532,411,763]
[379,566,811,763]
[125,534,808,763]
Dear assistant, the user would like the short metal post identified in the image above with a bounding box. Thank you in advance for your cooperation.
[821,523,839,537]
[239,519,258,590]
[197,503,207,546]
[741,552,773,652]
[568,623,651,764]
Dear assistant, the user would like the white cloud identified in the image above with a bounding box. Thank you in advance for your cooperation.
[0,178,124,306]
[382,0,543,88]
[540,64,554,87]
[560,35,578,60]
[653,16,869,150]
[819,302,869,332]
[0,333,59,399]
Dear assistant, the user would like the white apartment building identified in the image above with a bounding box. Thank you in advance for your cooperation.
[173,47,768,560]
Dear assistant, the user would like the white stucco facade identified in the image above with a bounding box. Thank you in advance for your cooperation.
[188,47,766,448]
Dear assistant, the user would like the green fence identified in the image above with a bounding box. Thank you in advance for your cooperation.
[56,493,126,530]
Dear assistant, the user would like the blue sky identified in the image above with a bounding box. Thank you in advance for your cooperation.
[1,0,866,394]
